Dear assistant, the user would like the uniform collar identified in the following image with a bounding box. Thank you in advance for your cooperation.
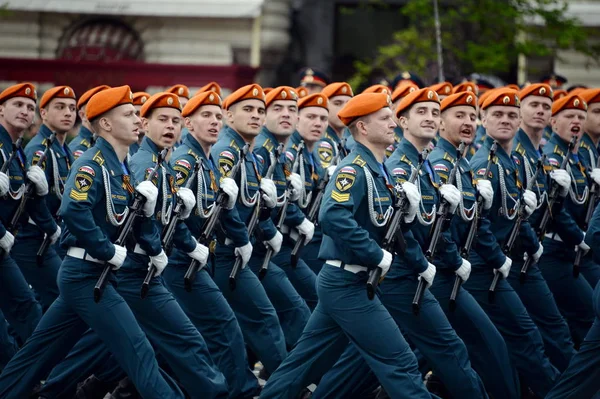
[580,132,597,152]
[223,126,248,151]
[140,135,161,155]
[325,126,342,144]
[184,133,209,162]
[515,128,537,154]
[393,126,403,142]
[259,126,279,146]
[0,123,13,149]
[78,125,94,140]
[548,132,572,154]
[396,137,421,167]
[95,137,127,176]
[290,130,302,146]
[483,135,512,166]
[354,141,384,176]
[436,136,458,155]
[39,124,68,156]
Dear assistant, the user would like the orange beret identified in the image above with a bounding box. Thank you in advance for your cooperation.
[580,89,600,106]
[298,93,328,110]
[430,82,453,96]
[362,84,392,95]
[166,84,190,99]
[322,82,353,99]
[568,88,586,97]
[440,92,478,112]
[224,84,265,110]
[518,84,553,101]
[478,88,499,108]
[552,94,587,116]
[132,92,151,106]
[86,85,134,121]
[338,93,389,126]
[506,84,520,91]
[265,86,298,108]
[0,82,37,104]
[78,85,110,109]
[553,89,568,100]
[295,86,309,98]
[263,87,274,95]
[395,88,440,117]
[40,86,76,109]
[182,91,222,117]
[391,82,419,103]
[481,89,519,110]
[195,82,221,98]
[452,82,478,95]
[140,92,181,118]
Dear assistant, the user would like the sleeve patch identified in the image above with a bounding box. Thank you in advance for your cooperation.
[69,188,88,201]
[392,167,408,176]
[73,150,84,158]
[173,165,190,185]
[175,159,191,170]
[476,168,493,178]
[339,166,357,175]
[285,151,295,162]
[335,171,356,192]
[512,155,520,165]
[318,146,333,163]
[219,158,234,177]
[433,164,448,172]
[331,190,350,202]
[74,174,93,193]
[78,165,95,176]
[220,150,235,161]
[548,158,560,167]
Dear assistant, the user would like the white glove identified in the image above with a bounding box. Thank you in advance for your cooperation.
[591,168,600,185]
[27,165,48,196]
[0,231,15,253]
[494,256,512,279]
[0,171,9,196]
[533,243,544,263]
[234,242,253,268]
[476,180,493,210]
[260,178,277,209]
[149,250,168,277]
[419,262,436,288]
[327,165,337,178]
[578,233,591,255]
[135,181,158,217]
[401,181,420,223]
[522,189,537,217]
[176,187,195,220]
[49,226,61,245]
[296,218,315,245]
[439,184,461,214]
[187,242,209,265]
[264,231,283,255]
[550,169,571,197]
[455,258,471,282]
[108,244,127,270]
[377,249,392,278]
[288,173,303,202]
[221,177,239,210]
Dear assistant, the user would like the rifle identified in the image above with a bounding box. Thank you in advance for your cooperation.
[183,144,248,292]
[366,148,430,300]
[140,153,198,298]
[449,140,497,311]
[1,134,55,258]
[228,143,282,291]
[520,135,576,282]
[93,148,167,303]
[0,138,23,175]
[413,142,464,315]
[258,142,304,279]
[488,155,545,301]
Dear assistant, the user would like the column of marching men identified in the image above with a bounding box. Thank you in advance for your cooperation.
[1,73,600,399]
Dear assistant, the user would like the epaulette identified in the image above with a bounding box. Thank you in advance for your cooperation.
[80,139,90,147]
[579,140,590,150]
[152,154,158,162]
[352,155,367,167]
[553,145,565,158]
[92,151,105,166]
[229,140,240,151]
[261,138,274,153]
[291,143,302,151]
[515,142,526,156]
[400,154,413,166]
[442,152,455,163]
[187,148,199,160]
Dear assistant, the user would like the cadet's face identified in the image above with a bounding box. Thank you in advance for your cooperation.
[265,100,298,137]
[551,109,586,142]
[228,99,266,138]
[585,103,600,137]
[298,107,328,144]
[42,98,76,133]
[185,105,223,146]
[145,107,182,150]
[362,107,396,147]
[0,97,36,132]
[521,95,552,130]
[328,95,351,130]
[441,105,477,146]
[105,104,141,146]
[482,105,520,142]
[134,105,146,135]
[401,102,440,140]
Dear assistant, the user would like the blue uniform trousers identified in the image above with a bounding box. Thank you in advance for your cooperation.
[580,253,600,290]
[247,252,311,348]
[0,256,184,399]
[0,312,17,371]
[272,244,318,310]
[314,273,488,399]
[546,281,600,398]
[300,239,324,276]
[162,256,261,399]
[507,259,576,371]
[463,267,560,397]
[212,246,287,374]
[539,240,594,347]
[260,264,434,399]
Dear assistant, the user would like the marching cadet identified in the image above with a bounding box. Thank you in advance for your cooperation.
[70,85,110,159]
[429,81,453,101]
[12,86,76,311]
[261,93,435,399]
[286,93,327,276]
[314,88,487,399]
[167,84,191,108]
[540,94,595,348]
[129,92,150,155]
[0,86,185,399]
[163,90,262,398]
[386,82,419,157]
[254,87,317,317]
[298,67,330,95]
[195,81,222,97]
[210,84,288,375]
[453,81,478,96]
[469,89,560,397]
[510,83,576,371]
[0,83,50,351]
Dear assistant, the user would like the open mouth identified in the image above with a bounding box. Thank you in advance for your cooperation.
[571,126,581,134]
[208,128,218,134]
[163,132,175,140]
